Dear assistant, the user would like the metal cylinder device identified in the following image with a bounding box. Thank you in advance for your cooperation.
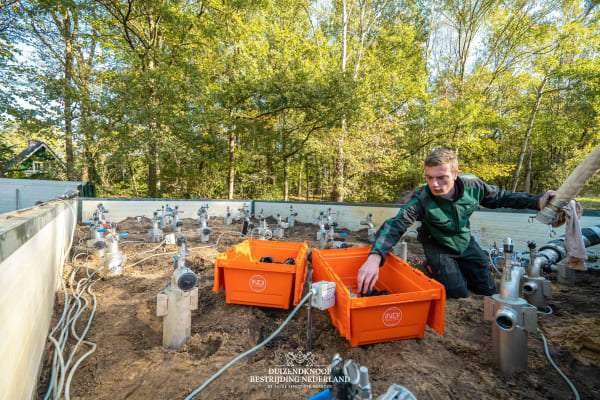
[484,238,537,375]
[399,241,408,260]
[522,241,552,309]
[88,228,107,258]
[148,212,164,243]
[321,353,417,400]
[105,238,126,276]
[156,237,198,350]
[360,213,376,243]
[171,206,182,231]
[199,217,211,243]
[257,218,272,240]
[224,206,232,225]
[287,205,297,229]
[317,212,328,249]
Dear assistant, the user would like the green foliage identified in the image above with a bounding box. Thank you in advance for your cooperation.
[0,0,598,202]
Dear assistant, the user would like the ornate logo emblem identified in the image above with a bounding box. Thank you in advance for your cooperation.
[249,274,267,293]
[382,306,403,327]
[275,348,318,367]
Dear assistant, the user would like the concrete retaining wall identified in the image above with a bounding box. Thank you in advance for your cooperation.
[0,178,82,214]
[80,198,251,223]
[0,200,77,400]
[255,201,600,250]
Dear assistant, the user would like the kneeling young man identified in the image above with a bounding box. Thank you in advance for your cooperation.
[357,148,555,298]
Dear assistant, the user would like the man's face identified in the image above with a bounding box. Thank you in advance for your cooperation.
[424,163,458,196]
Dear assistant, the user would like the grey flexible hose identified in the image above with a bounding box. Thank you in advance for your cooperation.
[65,274,99,400]
[184,291,314,399]
[127,231,247,269]
[538,328,580,400]
[43,253,100,400]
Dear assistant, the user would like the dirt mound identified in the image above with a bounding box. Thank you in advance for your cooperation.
[37,218,600,399]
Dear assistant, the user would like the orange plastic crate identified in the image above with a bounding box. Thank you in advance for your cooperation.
[312,247,445,346]
[213,240,309,309]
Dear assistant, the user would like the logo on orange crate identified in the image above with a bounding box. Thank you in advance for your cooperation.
[382,306,403,327]
[249,274,267,293]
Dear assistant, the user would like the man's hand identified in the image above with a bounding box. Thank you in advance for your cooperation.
[538,190,557,210]
[357,254,381,294]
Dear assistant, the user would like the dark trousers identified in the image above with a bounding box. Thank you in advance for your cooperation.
[421,236,497,299]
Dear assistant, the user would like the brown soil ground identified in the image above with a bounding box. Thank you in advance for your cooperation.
[37,217,600,400]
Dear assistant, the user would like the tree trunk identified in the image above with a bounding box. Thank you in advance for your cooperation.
[333,126,346,201]
[147,141,158,197]
[305,156,310,201]
[318,161,323,201]
[145,55,161,197]
[283,156,289,201]
[332,0,349,202]
[267,151,276,186]
[129,161,139,197]
[297,158,303,198]
[512,77,546,191]
[524,147,533,192]
[82,117,98,184]
[228,132,236,199]
[80,75,99,184]
[63,8,75,180]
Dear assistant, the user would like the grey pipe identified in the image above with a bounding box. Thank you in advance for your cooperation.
[500,264,525,299]
[537,145,600,225]
[528,256,549,278]
[529,224,600,276]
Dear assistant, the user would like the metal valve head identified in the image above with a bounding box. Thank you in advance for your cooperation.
[342,360,361,385]
[522,281,538,294]
[503,237,513,252]
[495,308,517,332]
[175,267,197,291]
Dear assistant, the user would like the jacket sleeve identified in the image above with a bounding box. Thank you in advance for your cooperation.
[370,193,424,262]
[473,177,542,210]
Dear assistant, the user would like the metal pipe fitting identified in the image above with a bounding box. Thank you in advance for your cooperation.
[484,294,537,375]
[502,237,514,272]
[495,307,517,332]
[399,241,408,260]
[106,239,125,276]
[360,213,376,243]
[528,256,549,278]
[224,206,232,225]
[521,280,537,295]
[500,261,524,299]
[287,205,297,229]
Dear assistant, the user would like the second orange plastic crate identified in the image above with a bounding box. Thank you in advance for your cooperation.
[213,240,309,309]
[312,247,445,346]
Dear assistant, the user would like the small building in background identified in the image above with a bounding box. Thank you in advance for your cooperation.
[0,140,95,213]
[0,140,66,180]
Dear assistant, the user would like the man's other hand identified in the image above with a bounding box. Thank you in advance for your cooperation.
[539,190,557,210]
[357,254,381,294]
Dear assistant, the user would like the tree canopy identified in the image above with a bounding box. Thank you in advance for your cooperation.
[1,0,598,200]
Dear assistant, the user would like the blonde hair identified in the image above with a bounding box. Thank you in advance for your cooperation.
[424,147,459,172]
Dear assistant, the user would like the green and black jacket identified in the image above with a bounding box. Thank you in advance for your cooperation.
[370,174,542,258]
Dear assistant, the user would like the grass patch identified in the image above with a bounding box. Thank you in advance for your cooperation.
[577,197,600,211]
